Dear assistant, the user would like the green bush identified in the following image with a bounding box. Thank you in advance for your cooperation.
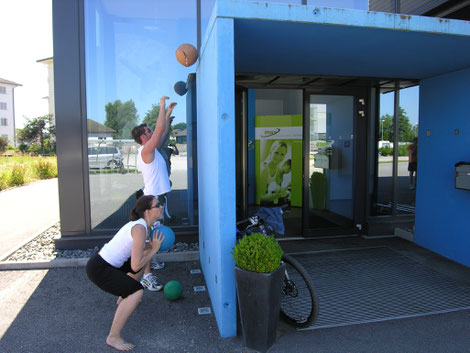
[379,145,410,157]
[8,164,26,186]
[6,145,15,151]
[398,144,409,157]
[33,159,57,179]
[232,233,283,273]
[27,144,42,154]
[380,146,393,156]
[0,137,8,152]
[0,173,7,190]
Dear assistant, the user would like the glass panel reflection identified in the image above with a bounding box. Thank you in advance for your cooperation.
[309,95,354,230]
[84,0,197,230]
[397,87,419,214]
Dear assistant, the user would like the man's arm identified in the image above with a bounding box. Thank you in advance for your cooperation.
[141,97,176,164]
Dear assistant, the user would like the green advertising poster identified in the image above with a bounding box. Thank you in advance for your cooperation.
[255,115,302,207]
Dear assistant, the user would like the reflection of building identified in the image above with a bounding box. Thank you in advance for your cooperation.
[0,78,21,145]
[173,129,187,144]
[53,0,470,338]
[87,119,115,140]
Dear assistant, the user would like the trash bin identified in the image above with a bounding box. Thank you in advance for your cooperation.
[455,162,470,190]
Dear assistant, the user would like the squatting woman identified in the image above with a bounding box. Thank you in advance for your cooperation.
[86,195,164,351]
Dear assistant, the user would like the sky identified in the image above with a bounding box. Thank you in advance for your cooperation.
[0,0,53,128]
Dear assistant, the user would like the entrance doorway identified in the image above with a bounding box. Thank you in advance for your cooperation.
[235,76,370,238]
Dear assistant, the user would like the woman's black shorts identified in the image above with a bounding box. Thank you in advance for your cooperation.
[86,253,143,298]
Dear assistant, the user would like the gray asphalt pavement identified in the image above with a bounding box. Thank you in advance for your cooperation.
[1,261,470,353]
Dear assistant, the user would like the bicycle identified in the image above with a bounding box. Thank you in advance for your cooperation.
[236,206,319,328]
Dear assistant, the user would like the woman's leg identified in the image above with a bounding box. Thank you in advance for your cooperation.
[106,289,143,351]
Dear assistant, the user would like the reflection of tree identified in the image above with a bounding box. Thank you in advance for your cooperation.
[173,122,187,131]
[142,103,162,131]
[142,104,187,138]
[104,99,139,139]
[380,107,417,142]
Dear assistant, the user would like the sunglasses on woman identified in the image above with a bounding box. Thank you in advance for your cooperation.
[151,203,162,209]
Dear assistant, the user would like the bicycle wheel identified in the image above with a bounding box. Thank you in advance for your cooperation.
[280,254,319,328]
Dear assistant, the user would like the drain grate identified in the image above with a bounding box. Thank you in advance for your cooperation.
[292,247,470,330]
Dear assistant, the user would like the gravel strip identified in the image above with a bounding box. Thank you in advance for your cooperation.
[4,222,199,262]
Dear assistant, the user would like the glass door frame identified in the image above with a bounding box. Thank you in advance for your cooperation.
[302,87,369,237]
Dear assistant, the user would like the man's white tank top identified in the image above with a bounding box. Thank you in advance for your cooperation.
[137,145,171,196]
[99,218,147,268]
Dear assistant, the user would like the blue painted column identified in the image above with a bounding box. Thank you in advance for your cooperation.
[196,16,237,337]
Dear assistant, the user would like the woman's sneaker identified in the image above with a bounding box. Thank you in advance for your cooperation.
[140,273,163,291]
[151,260,165,270]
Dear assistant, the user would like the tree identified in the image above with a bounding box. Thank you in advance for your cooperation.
[17,115,55,154]
[142,103,161,131]
[104,99,139,139]
[173,122,187,131]
[142,104,186,134]
[379,107,416,142]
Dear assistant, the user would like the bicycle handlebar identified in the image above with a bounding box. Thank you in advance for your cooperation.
[236,204,290,226]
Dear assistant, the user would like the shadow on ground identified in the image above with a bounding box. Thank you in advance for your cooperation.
[0,262,248,353]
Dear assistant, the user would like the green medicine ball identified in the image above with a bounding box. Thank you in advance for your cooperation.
[164,280,182,300]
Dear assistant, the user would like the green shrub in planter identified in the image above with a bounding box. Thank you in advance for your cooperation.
[232,233,283,273]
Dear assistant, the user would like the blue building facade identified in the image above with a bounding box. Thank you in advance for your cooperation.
[52,0,470,337]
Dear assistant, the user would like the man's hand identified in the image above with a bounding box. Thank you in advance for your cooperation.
[167,102,177,117]
[160,96,169,106]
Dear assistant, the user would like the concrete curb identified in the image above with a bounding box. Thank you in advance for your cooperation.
[0,251,200,271]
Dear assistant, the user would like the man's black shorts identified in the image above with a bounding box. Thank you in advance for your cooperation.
[408,162,417,172]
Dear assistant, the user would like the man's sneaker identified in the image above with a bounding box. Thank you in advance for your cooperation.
[151,260,165,270]
[140,274,163,291]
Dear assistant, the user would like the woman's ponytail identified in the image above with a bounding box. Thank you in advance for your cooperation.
[130,208,140,221]
[129,195,155,220]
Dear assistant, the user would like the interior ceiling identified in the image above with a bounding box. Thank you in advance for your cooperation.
[235,73,418,93]
[233,18,470,81]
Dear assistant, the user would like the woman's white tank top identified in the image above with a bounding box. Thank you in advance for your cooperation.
[99,218,147,268]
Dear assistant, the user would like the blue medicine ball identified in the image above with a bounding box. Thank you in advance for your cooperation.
[174,81,188,96]
[151,225,175,252]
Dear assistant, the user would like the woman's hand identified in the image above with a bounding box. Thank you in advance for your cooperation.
[149,230,165,253]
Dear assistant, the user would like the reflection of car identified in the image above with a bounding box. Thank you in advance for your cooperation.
[88,146,123,169]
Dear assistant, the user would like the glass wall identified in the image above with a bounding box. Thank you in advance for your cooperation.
[309,95,354,230]
[396,87,419,214]
[372,86,419,216]
[373,90,395,215]
[84,0,197,230]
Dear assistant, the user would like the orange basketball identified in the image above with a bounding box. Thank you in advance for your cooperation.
[175,43,198,67]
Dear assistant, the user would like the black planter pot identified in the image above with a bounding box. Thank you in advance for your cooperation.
[234,263,286,353]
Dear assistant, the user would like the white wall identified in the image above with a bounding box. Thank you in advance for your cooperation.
[0,84,17,144]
